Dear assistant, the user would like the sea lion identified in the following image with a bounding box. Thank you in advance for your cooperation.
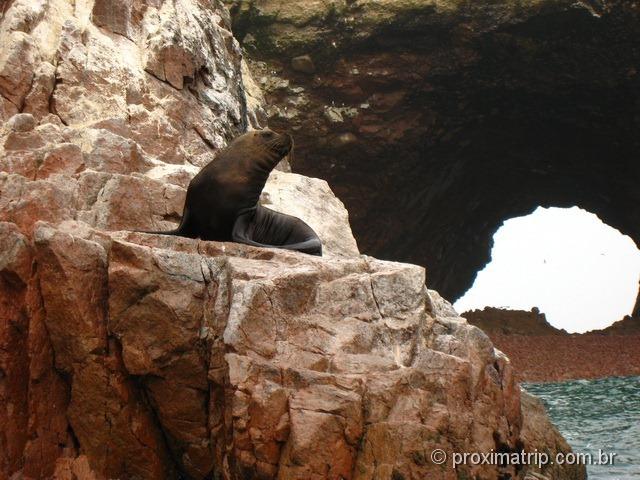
[141,129,322,256]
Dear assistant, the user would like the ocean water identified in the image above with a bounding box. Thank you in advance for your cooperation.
[524,376,640,479]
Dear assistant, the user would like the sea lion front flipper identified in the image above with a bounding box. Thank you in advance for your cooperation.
[231,206,322,256]
[132,205,197,238]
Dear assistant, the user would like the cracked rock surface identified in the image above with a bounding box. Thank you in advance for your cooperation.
[1,1,583,479]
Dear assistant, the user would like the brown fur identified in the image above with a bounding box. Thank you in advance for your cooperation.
[139,129,322,255]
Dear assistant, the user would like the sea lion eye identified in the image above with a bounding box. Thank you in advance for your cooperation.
[261,130,275,139]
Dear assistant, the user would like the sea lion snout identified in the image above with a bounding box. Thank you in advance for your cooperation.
[263,129,293,156]
[277,132,293,155]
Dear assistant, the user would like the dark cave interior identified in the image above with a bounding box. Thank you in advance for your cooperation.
[231,1,640,303]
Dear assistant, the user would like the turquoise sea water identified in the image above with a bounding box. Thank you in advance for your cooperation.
[524,376,640,479]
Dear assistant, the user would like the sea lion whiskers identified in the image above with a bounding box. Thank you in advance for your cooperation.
[266,135,292,154]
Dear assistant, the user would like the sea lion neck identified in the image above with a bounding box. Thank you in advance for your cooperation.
[251,147,285,176]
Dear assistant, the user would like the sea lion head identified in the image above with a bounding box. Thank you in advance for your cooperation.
[257,128,293,157]
[213,129,293,206]
[233,128,293,162]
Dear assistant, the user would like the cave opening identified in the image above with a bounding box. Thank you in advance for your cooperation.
[229,0,640,313]
[454,206,640,333]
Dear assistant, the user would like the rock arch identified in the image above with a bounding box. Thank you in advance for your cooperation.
[230,0,640,300]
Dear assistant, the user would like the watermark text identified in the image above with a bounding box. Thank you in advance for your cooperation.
[428,448,617,469]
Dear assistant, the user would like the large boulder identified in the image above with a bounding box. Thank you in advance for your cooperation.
[2,220,582,479]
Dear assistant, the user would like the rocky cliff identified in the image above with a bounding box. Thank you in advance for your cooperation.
[598,314,640,335]
[1,1,584,479]
[465,306,640,337]
[464,308,567,336]
[465,307,640,382]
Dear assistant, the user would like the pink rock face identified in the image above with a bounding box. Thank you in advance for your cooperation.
[0,0,583,479]
[0,221,584,480]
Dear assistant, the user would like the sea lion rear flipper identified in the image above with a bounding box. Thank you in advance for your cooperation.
[232,207,322,256]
